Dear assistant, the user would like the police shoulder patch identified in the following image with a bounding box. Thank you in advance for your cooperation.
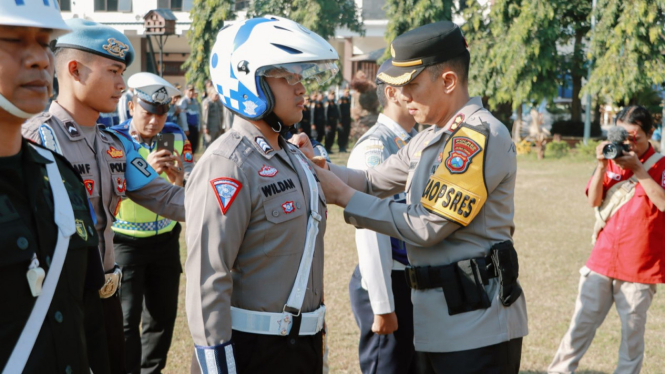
[444,137,481,174]
[421,124,489,227]
[363,141,384,168]
[210,177,243,215]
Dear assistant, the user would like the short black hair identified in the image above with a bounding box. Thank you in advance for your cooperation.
[616,105,654,134]
[426,50,470,84]
[376,82,387,108]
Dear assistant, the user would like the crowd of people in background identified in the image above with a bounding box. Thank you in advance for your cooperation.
[99,81,354,156]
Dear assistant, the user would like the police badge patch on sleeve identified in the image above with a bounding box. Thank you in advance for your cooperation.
[363,141,384,168]
[421,124,489,227]
[210,177,243,215]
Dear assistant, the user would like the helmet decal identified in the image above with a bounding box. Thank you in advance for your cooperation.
[209,15,339,120]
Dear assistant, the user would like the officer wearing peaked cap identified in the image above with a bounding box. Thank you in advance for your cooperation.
[300,20,528,373]
[0,1,110,373]
[22,18,186,374]
[348,59,419,374]
[110,72,194,374]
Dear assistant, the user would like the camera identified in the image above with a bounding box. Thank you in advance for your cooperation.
[601,142,631,160]
[602,126,630,160]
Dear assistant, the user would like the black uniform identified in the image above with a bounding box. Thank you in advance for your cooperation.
[338,95,351,152]
[313,100,326,143]
[298,105,312,139]
[0,139,108,374]
[324,99,340,152]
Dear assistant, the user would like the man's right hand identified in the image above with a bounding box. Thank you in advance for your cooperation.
[289,133,314,159]
[372,312,398,335]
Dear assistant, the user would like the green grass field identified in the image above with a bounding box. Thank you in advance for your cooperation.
[164,151,665,374]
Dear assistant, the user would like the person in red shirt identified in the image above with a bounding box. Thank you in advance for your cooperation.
[549,105,665,374]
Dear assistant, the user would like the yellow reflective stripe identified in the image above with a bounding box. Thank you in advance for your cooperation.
[113,138,185,237]
[420,125,488,226]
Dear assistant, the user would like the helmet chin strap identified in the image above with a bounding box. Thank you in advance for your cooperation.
[0,93,37,119]
[264,111,293,137]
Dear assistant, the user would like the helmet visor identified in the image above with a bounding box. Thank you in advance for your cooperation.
[258,61,339,86]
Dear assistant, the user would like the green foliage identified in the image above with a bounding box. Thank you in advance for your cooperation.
[248,0,364,40]
[381,0,454,63]
[584,0,665,103]
[575,139,601,158]
[545,140,571,158]
[182,0,235,92]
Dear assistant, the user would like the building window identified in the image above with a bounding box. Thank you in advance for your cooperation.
[157,0,193,11]
[95,0,131,12]
[59,0,71,11]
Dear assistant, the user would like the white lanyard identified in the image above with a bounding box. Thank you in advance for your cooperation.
[3,146,75,374]
[283,150,322,315]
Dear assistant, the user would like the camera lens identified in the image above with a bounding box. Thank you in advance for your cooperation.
[602,143,620,159]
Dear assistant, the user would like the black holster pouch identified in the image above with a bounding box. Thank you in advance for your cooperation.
[405,258,492,316]
[488,241,522,307]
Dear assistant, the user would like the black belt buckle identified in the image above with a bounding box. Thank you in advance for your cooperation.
[405,266,419,290]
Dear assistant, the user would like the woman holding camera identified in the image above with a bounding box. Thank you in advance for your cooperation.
[549,106,665,374]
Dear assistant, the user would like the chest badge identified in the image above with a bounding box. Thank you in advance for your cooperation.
[84,179,95,196]
[75,219,88,241]
[107,146,124,159]
[282,201,295,214]
[258,165,278,177]
[116,178,126,194]
[445,137,481,174]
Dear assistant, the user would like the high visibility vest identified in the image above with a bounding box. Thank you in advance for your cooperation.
[110,121,188,238]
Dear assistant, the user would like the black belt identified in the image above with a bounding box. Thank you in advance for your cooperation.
[405,255,497,291]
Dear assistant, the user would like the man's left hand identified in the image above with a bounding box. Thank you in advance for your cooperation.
[164,151,185,187]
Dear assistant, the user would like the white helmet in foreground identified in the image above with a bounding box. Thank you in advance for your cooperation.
[0,0,71,119]
[209,15,339,129]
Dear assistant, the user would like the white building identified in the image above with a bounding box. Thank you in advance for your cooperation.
[56,0,398,88]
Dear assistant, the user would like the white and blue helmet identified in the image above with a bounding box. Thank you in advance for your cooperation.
[209,15,339,121]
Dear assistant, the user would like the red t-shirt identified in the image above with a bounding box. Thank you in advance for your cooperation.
[585,145,665,284]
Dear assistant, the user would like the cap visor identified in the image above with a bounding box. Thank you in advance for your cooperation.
[137,99,169,115]
[376,65,426,86]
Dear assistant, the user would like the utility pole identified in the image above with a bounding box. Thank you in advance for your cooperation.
[583,0,597,145]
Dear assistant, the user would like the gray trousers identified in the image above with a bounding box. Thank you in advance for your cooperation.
[548,266,657,374]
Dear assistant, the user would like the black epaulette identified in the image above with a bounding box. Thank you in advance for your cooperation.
[28,140,85,184]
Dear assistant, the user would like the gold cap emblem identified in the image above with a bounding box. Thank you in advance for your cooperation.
[103,38,129,58]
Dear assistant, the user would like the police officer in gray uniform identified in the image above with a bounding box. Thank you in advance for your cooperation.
[185,16,338,374]
[303,21,528,374]
[348,59,418,374]
[22,19,185,374]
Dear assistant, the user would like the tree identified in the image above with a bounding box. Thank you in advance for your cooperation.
[462,0,560,140]
[182,0,235,92]
[381,0,454,62]
[584,0,665,104]
[248,0,364,89]
[248,0,364,41]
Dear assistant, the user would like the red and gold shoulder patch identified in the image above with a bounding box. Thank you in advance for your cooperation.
[445,137,481,174]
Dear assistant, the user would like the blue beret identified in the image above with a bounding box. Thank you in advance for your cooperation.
[56,18,134,67]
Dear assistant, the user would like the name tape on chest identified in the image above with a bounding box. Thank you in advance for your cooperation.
[420,124,488,227]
